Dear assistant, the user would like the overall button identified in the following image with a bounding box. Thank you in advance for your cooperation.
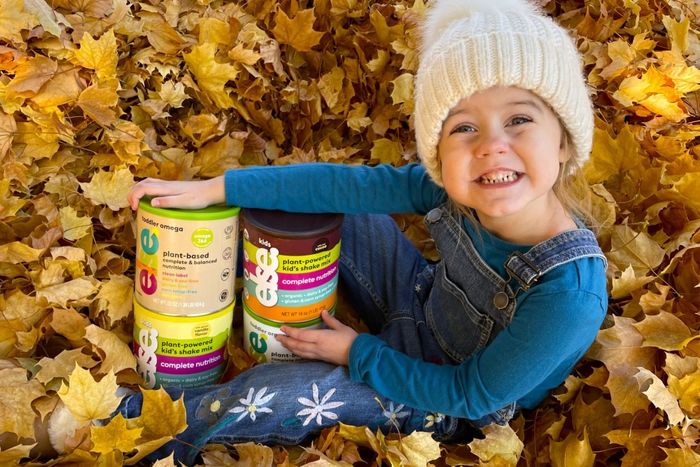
[425,209,443,224]
[493,291,510,310]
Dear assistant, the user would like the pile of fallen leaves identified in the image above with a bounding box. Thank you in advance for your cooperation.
[0,0,699,465]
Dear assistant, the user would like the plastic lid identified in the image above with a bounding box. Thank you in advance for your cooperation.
[139,198,240,220]
[242,208,343,238]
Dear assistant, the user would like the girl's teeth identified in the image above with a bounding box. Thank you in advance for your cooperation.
[480,171,519,184]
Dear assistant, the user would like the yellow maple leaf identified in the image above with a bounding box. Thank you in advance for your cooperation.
[228,43,261,66]
[14,121,60,160]
[183,42,238,109]
[137,388,187,440]
[272,8,324,52]
[468,423,524,465]
[197,17,232,45]
[6,54,57,96]
[347,102,372,132]
[660,447,700,467]
[370,138,402,165]
[91,413,143,455]
[662,15,689,55]
[73,30,118,82]
[77,80,119,126]
[0,0,37,44]
[585,125,644,184]
[59,206,92,241]
[318,66,345,110]
[79,166,133,210]
[387,431,441,466]
[30,66,82,108]
[549,428,595,467]
[0,368,45,439]
[58,364,123,422]
[668,371,700,417]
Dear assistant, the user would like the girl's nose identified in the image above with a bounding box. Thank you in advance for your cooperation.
[475,131,509,158]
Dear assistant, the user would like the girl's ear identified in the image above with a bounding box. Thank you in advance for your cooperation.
[558,127,573,164]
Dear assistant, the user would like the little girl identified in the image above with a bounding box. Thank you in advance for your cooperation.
[122,0,608,463]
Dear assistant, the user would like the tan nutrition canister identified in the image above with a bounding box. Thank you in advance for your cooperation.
[135,199,240,315]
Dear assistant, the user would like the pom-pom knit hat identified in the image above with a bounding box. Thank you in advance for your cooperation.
[414,0,594,186]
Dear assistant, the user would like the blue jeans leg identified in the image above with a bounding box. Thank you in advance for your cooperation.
[119,361,457,464]
[339,214,428,333]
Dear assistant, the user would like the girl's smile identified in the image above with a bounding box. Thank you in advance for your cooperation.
[438,86,575,243]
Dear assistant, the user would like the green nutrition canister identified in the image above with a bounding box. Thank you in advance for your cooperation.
[135,199,240,315]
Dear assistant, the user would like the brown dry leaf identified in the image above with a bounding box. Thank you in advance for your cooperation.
[660,446,700,466]
[0,443,34,465]
[84,324,137,374]
[6,54,57,96]
[272,8,324,52]
[230,442,275,466]
[0,368,44,440]
[59,206,93,241]
[36,276,100,308]
[0,0,37,45]
[634,367,685,426]
[35,348,97,386]
[633,311,692,351]
[94,274,133,325]
[77,80,119,126]
[58,364,123,422]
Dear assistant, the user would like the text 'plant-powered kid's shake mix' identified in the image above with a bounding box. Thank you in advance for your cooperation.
[241,208,343,362]
[134,199,240,388]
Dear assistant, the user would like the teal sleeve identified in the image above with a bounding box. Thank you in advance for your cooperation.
[224,163,447,215]
[348,289,606,419]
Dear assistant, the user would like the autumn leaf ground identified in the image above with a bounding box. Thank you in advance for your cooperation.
[1,0,699,465]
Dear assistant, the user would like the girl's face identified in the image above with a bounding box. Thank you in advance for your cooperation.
[438,86,570,239]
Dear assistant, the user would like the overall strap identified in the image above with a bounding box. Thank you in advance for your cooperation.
[504,229,607,291]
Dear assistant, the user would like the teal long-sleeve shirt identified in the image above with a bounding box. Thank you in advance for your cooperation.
[225,163,607,420]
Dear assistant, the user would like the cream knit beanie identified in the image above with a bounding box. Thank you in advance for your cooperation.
[414,0,594,186]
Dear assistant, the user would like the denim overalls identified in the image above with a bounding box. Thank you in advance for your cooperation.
[119,205,605,464]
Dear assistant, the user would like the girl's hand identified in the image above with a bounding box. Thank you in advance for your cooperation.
[127,176,225,211]
[276,310,358,366]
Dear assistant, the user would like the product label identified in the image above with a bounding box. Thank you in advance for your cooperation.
[135,209,238,314]
[133,302,233,388]
[243,306,327,363]
[241,224,340,323]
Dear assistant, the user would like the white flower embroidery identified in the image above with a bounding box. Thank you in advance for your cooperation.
[383,402,410,426]
[296,383,344,426]
[229,386,276,422]
[425,412,445,428]
[414,283,422,293]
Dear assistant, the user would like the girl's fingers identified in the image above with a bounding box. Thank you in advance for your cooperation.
[320,309,345,330]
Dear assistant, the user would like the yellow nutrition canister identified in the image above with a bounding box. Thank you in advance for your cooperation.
[133,300,234,388]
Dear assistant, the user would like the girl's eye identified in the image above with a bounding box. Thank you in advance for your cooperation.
[450,124,476,134]
[509,116,532,126]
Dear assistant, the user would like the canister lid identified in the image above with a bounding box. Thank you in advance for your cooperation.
[139,198,240,220]
[242,208,343,239]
